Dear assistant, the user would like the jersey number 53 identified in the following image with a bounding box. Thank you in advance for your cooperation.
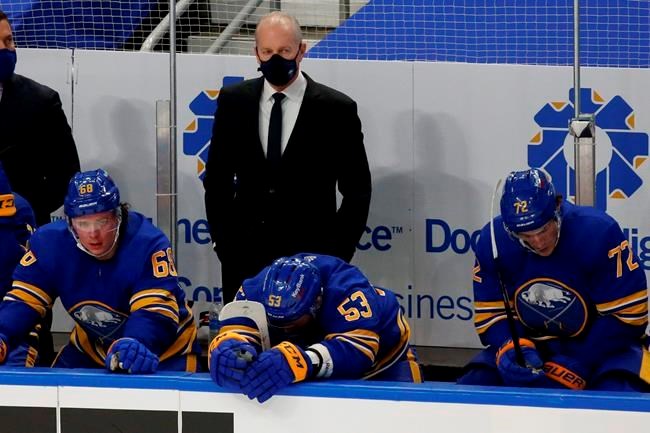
[337,291,373,322]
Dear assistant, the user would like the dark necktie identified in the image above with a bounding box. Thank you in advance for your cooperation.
[267,92,285,179]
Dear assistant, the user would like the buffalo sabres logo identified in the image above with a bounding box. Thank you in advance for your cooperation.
[71,303,127,339]
[521,283,571,308]
[515,279,588,338]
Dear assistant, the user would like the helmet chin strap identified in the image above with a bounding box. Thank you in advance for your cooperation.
[68,209,122,259]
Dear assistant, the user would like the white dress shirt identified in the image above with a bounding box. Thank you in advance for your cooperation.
[258,71,307,157]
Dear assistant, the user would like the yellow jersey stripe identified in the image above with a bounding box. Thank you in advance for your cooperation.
[130,297,179,315]
[597,290,648,313]
[160,325,197,361]
[365,314,411,375]
[3,292,47,316]
[475,300,511,309]
[130,288,175,302]
[70,327,105,366]
[336,333,380,354]
[640,348,650,384]
[613,316,647,326]
[476,315,507,334]
[332,335,376,360]
[11,281,53,305]
[144,306,180,323]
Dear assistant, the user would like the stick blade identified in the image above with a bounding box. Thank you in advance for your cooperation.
[219,300,271,350]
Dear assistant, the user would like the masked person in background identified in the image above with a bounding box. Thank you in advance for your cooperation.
[0,10,80,228]
[208,253,422,403]
[203,11,371,303]
[0,9,81,366]
[458,168,650,391]
[0,169,200,373]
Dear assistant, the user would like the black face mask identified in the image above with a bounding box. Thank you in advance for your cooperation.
[257,49,300,87]
[0,49,17,83]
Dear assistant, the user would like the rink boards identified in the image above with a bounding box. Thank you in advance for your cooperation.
[0,368,649,433]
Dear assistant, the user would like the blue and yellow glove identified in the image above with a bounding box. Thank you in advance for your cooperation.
[106,338,159,374]
[208,331,258,390]
[496,338,544,386]
[241,341,312,403]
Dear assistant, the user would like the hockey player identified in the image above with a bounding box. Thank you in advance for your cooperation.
[458,168,650,391]
[208,253,422,402]
[0,169,200,373]
[0,162,37,366]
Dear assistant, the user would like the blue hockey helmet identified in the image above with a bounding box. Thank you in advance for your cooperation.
[262,257,323,326]
[500,168,557,234]
[64,169,120,218]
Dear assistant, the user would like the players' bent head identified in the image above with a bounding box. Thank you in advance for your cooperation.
[64,169,123,260]
[500,168,562,256]
[261,256,323,335]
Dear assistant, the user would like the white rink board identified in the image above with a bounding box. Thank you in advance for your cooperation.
[183,391,650,433]
[16,49,650,348]
[1,370,650,433]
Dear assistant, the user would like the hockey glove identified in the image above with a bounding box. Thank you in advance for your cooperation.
[496,338,544,386]
[540,354,587,390]
[208,332,257,390]
[106,338,159,374]
[0,333,8,364]
[241,341,312,403]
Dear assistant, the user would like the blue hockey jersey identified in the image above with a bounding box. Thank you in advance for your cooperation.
[235,253,413,379]
[0,211,198,368]
[472,201,649,382]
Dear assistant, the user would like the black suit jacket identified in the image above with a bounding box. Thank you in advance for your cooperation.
[204,73,371,299]
[0,74,80,226]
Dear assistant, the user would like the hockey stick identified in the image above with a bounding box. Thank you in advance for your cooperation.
[219,300,271,350]
[490,178,526,367]
[0,145,17,159]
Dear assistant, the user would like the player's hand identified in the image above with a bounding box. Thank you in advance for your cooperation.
[106,338,159,374]
[0,333,8,365]
[541,354,587,390]
[208,335,257,389]
[241,341,312,403]
[496,338,543,386]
